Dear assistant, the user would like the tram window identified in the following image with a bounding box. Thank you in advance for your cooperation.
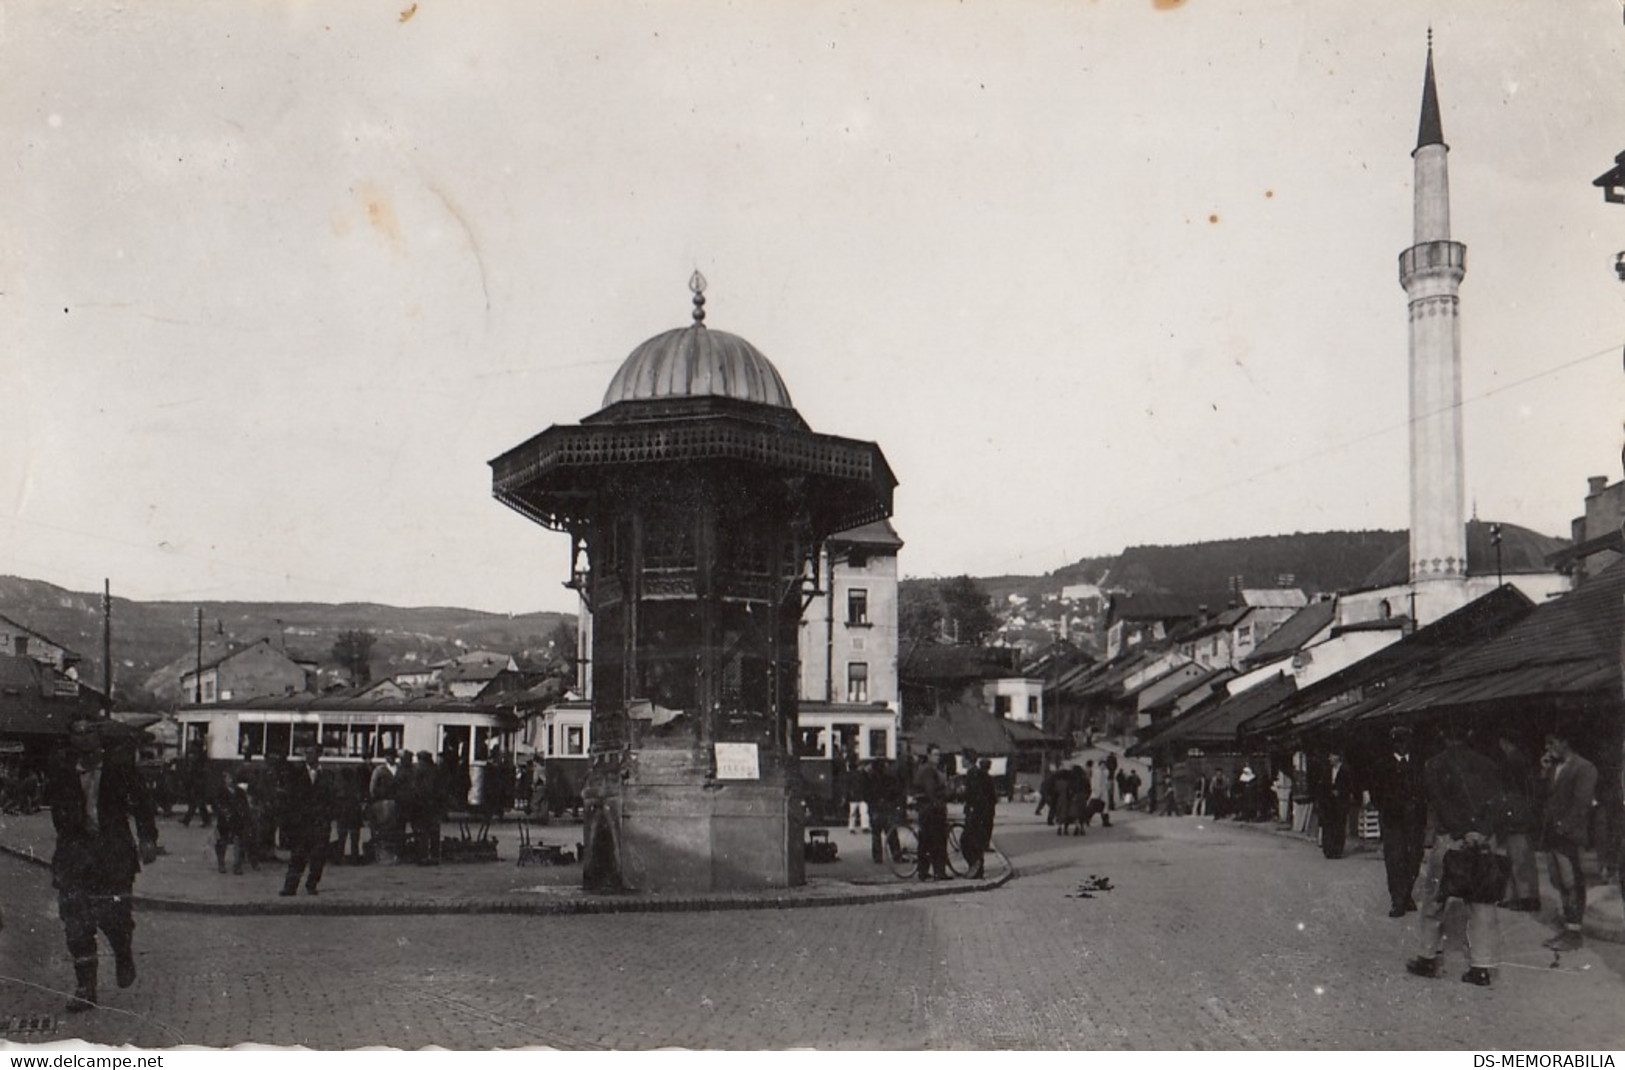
[350,725,376,759]
[376,725,404,756]
[320,725,347,754]
[868,728,888,759]
[796,726,827,758]
[238,723,266,758]
[441,724,471,763]
[563,725,586,756]
[291,724,318,753]
[265,723,292,758]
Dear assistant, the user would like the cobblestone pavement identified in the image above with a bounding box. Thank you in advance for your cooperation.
[2,809,1622,1050]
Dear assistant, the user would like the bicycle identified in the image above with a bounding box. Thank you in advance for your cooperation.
[886,812,967,879]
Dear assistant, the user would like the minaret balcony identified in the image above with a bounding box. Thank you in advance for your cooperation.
[1400,240,1466,288]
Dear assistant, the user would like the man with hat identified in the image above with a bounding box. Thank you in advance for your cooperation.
[1369,724,1427,916]
[46,718,159,1012]
[279,744,337,896]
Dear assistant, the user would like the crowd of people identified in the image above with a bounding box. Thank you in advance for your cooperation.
[828,744,999,880]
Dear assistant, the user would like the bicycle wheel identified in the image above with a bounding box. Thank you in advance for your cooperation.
[889,823,921,879]
[945,822,968,877]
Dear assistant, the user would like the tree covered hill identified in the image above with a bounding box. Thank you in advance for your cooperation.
[914,530,1413,619]
[0,575,573,707]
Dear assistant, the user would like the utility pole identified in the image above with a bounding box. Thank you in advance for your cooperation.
[102,579,112,713]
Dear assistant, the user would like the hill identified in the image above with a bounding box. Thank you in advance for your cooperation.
[0,575,574,707]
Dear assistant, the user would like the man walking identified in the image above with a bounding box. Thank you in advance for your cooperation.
[912,744,950,881]
[47,719,160,1013]
[1406,720,1504,987]
[1540,724,1597,953]
[280,745,337,897]
[1370,725,1427,916]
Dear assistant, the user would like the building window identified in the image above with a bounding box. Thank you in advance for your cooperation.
[202,678,217,704]
[847,589,869,626]
[846,662,869,703]
[995,695,1012,716]
[13,637,27,657]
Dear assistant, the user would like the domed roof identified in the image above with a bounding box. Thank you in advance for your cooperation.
[601,325,794,411]
[1361,519,1568,588]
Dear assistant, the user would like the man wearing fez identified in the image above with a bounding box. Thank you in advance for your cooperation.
[280,744,338,896]
[47,719,160,1013]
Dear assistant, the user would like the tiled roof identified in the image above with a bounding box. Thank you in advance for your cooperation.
[1131,673,1297,756]
[1242,599,1337,667]
[1107,592,1205,624]
[903,698,1063,754]
[1348,562,1625,725]
[1238,583,1537,744]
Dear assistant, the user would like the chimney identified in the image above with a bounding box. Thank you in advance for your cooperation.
[1197,604,1209,627]
[1588,475,1608,497]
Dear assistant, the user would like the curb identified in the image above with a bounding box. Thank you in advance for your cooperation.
[1,840,1012,917]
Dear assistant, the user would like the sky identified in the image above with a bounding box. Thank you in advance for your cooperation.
[4,0,1625,616]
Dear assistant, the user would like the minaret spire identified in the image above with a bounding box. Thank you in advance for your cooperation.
[1399,36,1469,623]
[1416,30,1445,152]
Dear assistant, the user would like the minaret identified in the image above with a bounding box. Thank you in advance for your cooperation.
[1400,36,1469,620]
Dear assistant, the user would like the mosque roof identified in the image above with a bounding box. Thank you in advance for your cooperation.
[1359,520,1567,590]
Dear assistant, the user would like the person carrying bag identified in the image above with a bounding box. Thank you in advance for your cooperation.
[1405,720,1506,987]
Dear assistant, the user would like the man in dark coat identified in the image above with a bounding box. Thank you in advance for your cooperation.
[961,752,998,880]
[1317,751,1357,859]
[279,745,338,896]
[179,738,211,827]
[1540,724,1598,953]
[867,758,904,864]
[912,744,950,881]
[48,719,159,1013]
[1369,725,1428,916]
[413,750,444,865]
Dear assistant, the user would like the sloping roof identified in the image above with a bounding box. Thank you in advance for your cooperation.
[829,519,904,552]
[1140,666,1232,714]
[442,652,514,683]
[183,638,288,677]
[1240,589,1308,609]
[1131,673,1297,756]
[903,699,1064,755]
[1360,520,1568,589]
[0,654,103,737]
[1241,599,1337,667]
[1343,562,1625,727]
[0,612,81,660]
[1238,583,1537,745]
[1107,592,1205,625]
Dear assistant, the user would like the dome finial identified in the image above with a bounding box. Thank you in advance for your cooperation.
[689,269,707,326]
